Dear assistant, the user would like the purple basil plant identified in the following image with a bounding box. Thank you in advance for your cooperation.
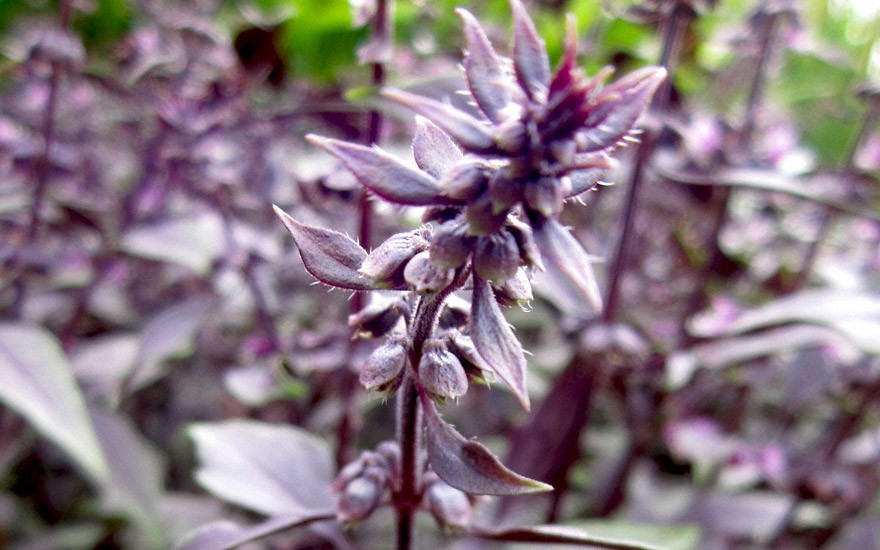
[270,2,665,548]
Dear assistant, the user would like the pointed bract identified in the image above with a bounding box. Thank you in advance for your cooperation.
[383,88,496,152]
[580,66,666,152]
[274,206,376,291]
[413,117,463,178]
[457,8,513,122]
[307,135,448,206]
[510,0,550,98]
[533,218,603,313]
[470,274,530,410]
[422,396,551,495]
[547,15,579,101]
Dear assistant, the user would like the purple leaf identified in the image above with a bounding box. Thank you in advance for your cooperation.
[422,396,551,495]
[725,289,880,334]
[667,324,862,389]
[382,88,496,152]
[176,512,335,550]
[133,298,215,391]
[566,167,606,197]
[120,212,225,275]
[547,15,579,102]
[658,165,880,221]
[457,8,513,122]
[412,116,463,178]
[510,0,550,98]
[273,206,376,291]
[470,275,530,410]
[0,323,108,483]
[306,135,446,206]
[687,491,792,544]
[471,524,660,549]
[533,219,603,314]
[580,66,666,152]
[190,419,335,516]
[90,407,165,540]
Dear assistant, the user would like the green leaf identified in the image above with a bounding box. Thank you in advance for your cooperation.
[0,323,109,483]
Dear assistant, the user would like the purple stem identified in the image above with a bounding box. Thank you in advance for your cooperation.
[12,1,73,317]
[676,7,782,345]
[337,0,392,469]
[602,2,692,324]
[588,4,693,518]
[790,98,880,290]
[394,270,466,550]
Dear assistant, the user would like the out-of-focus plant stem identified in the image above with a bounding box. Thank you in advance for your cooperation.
[592,2,694,518]
[790,97,880,290]
[602,2,692,325]
[338,0,392,469]
[27,0,72,242]
[12,0,73,317]
[677,6,782,346]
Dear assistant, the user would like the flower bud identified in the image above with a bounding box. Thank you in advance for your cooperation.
[523,177,563,219]
[419,339,468,400]
[494,116,528,154]
[507,217,544,270]
[360,228,430,289]
[376,441,401,488]
[473,231,521,285]
[550,139,577,165]
[404,251,455,293]
[332,455,367,493]
[464,194,508,236]
[430,219,475,269]
[348,297,408,338]
[438,158,489,201]
[437,295,471,330]
[425,479,472,532]
[487,171,523,214]
[360,336,407,392]
[445,330,492,383]
[336,474,385,523]
[493,267,533,306]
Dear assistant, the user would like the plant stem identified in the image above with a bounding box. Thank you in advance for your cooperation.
[790,98,880,290]
[586,3,693,519]
[353,0,390,314]
[394,272,465,550]
[395,372,420,550]
[337,0,393,468]
[676,7,781,345]
[12,1,73,317]
[26,0,72,242]
[602,2,691,324]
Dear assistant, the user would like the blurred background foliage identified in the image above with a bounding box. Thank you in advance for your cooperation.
[0,0,878,548]
[1,0,877,162]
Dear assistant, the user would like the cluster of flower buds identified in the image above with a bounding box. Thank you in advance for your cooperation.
[280,0,664,411]
[421,470,474,533]
[332,442,401,524]
[308,0,664,314]
[356,292,495,400]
